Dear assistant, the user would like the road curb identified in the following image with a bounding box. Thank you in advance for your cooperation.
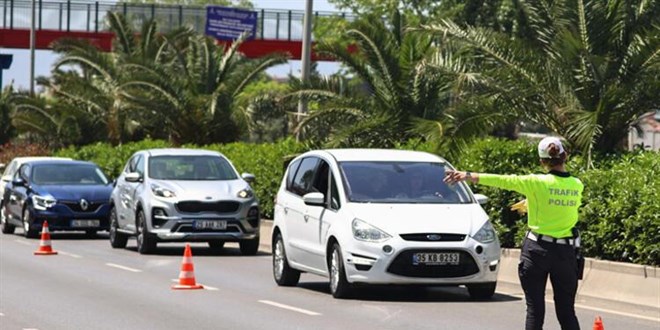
[259,220,659,315]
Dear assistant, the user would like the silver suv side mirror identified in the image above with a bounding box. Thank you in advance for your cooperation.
[241,172,256,183]
[125,172,142,183]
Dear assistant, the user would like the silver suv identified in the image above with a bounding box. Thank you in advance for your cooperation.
[109,148,260,255]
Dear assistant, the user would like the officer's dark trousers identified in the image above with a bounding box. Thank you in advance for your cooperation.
[518,237,580,330]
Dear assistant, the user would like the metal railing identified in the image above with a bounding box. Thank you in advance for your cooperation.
[1,0,353,40]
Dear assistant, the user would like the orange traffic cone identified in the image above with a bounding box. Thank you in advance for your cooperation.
[34,220,58,255]
[172,244,203,290]
[593,316,604,330]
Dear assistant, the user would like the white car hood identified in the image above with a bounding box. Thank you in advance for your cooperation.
[347,203,488,236]
[151,179,248,200]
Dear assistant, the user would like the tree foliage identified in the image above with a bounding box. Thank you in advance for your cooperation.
[291,11,454,148]
[422,0,660,159]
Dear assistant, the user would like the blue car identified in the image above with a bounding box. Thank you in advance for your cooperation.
[0,159,113,238]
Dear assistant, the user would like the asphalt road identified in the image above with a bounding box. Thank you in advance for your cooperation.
[1,230,658,330]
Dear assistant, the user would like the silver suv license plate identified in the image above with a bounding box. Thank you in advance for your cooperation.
[412,252,460,265]
[193,220,227,230]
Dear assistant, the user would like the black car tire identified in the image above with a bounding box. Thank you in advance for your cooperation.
[136,209,156,254]
[208,241,225,251]
[329,243,352,299]
[22,208,39,239]
[467,282,497,300]
[272,232,300,286]
[109,206,128,249]
[1,203,15,234]
[239,236,260,255]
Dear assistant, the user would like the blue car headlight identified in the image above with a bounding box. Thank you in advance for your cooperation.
[32,195,57,210]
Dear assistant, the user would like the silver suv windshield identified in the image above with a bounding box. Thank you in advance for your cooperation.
[148,155,238,181]
[339,161,471,204]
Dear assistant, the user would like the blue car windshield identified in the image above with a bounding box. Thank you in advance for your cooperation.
[148,155,238,181]
[31,164,109,185]
[339,161,471,204]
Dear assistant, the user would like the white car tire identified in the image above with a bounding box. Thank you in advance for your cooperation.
[272,232,300,286]
[329,243,352,299]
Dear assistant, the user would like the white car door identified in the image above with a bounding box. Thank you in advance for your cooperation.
[282,157,319,266]
[303,162,343,273]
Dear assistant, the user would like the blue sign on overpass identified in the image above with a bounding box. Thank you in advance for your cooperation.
[205,6,258,41]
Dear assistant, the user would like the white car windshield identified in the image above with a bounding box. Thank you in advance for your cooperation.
[148,155,238,181]
[32,164,109,185]
[339,161,471,204]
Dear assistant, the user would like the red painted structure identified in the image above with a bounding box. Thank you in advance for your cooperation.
[0,29,349,61]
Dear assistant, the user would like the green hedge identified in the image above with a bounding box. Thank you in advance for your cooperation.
[55,138,659,265]
[448,138,659,266]
[55,139,305,219]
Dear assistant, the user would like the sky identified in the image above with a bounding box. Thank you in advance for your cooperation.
[0,0,342,91]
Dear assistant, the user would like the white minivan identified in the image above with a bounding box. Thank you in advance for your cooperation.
[271,149,501,299]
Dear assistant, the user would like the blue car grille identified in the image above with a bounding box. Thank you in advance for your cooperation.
[62,201,103,213]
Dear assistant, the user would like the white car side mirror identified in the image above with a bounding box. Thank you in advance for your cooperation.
[303,192,325,207]
[474,194,488,205]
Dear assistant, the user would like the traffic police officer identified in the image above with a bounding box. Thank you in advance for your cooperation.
[444,137,583,330]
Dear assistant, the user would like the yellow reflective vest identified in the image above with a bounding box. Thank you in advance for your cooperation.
[478,171,583,238]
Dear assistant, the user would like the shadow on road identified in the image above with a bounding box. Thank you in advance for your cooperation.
[21,231,109,240]
[123,244,270,258]
[297,281,521,303]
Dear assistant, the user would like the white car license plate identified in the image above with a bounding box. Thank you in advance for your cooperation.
[412,252,460,265]
[71,219,100,227]
[193,220,227,230]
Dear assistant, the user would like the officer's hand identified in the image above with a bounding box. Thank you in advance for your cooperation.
[444,170,466,184]
[510,199,528,215]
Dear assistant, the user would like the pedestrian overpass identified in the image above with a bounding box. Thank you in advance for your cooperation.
[0,0,351,60]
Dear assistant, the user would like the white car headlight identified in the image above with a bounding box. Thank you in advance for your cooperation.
[237,189,253,199]
[32,195,57,210]
[151,184,176,198]
[472,221,496,243]
[352,219,391,243]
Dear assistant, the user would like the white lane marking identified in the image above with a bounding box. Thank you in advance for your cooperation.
[0,312,4,316]
[58,250,82,259]
[573,302,660,323]
[14,239,30,246]
[23,328,39,330]
[202,284,218,291]
[105,263,142,273]
[258,300,321,316]
[169,279,217,290]
[542,297,660,322]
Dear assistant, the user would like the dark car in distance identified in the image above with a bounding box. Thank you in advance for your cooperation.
[1,160,113,238]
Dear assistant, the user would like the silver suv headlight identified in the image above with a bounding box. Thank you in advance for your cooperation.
[352,219,391,243]
[32,195,57,210]
[151,184,176,198]
[236,189,253,199]
[472,221,496,243]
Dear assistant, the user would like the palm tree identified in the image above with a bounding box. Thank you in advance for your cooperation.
[123,33,287,144]
[0,85,16,144]
[290,11,453,148]
[422,0,659,160]
[40,12,189,145]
